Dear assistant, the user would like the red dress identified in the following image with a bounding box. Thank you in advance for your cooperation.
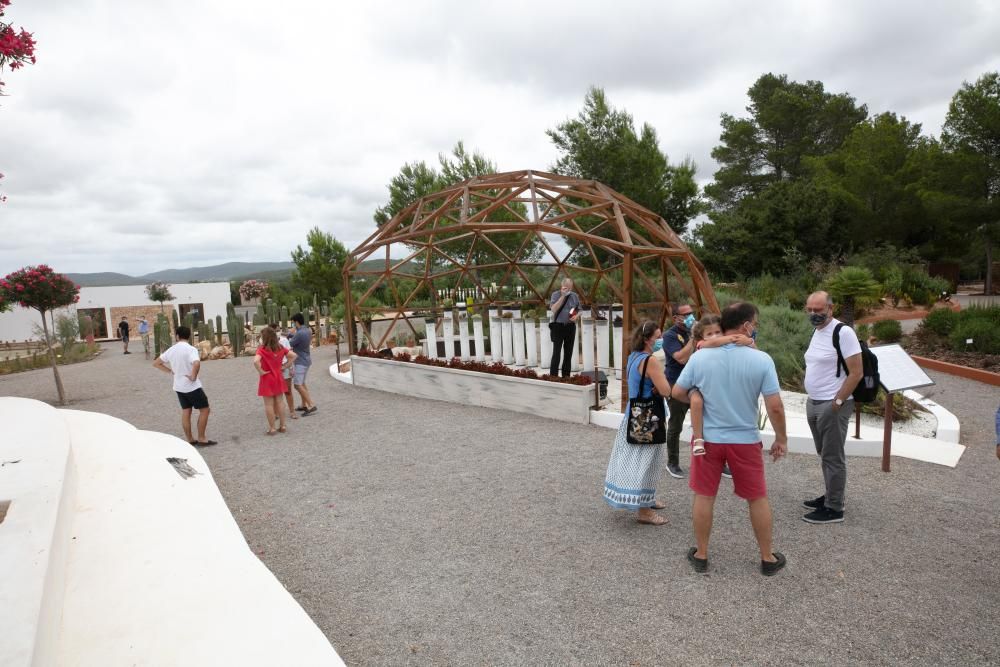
[256,345,288,397]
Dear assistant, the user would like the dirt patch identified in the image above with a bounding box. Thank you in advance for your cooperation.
[857,302,960,324]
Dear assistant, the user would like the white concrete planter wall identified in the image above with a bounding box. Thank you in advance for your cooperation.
[539,316,552,371]
[424,319,438,359]
[489,313,502,363]
[512,318,526,367]
[524,318,537,367]
[472,318,485,361]
[612,322,623,379]
[581,316,595,372]
[457,314,471,361]
[500,318,514,364]
[596,319,610,371]
[441,312,455,360]
[351,355,596,424]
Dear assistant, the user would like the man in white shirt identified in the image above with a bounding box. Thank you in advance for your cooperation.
[802,291,862,524]
[153,325,217,447]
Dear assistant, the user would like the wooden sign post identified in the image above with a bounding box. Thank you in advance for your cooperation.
[869,344,935,473]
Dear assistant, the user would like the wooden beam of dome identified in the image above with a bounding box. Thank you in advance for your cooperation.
[343,170,719,409]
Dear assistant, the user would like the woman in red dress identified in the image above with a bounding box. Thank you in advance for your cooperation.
[254,326,297,435]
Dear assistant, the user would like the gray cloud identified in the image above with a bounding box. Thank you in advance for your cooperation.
[2,0,998,276]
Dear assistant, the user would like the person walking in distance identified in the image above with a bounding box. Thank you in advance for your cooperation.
[802,291,863,524]
[290,313,317,415]
[549,278,580,377]
[137,316,150,357]
[117,316,131,354]
[671,302,789,576]
[255,326,297,436]
[153,325,217,447]
[661,303,696,478]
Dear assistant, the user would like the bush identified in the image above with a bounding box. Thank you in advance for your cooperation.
[855,323,871,342]
[922,308,957,336]
[871,319,902,343]
[755,304,814,390]
[949,320,1000,354]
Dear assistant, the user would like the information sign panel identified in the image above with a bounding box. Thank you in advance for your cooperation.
[870,344,934,393]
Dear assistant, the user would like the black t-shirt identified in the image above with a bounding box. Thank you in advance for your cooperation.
[118,321,130,337]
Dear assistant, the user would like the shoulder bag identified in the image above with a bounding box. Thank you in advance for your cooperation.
[626,355,666,445]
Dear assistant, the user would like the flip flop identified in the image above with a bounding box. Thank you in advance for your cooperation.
[264,430,276,436]
[277,426,286,433]
[687,547,708,573]
[188,440,198,445]
[193,440,218,446]
[651,500,666,510]
[636,513,668,526]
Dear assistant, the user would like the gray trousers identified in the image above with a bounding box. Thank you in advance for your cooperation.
[805,398,852,512]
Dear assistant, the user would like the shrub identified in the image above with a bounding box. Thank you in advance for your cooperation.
[871,319,902,343]
[855,323,871,342]
[755,304,814,390]
[922,308,957,336]
[949,316,1000,354]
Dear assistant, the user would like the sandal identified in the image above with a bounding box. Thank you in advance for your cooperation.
[265,429,277,436]
[692,438,706,456]
[277,426,286,433]
[652,500,666,510]
[637,512,668,526]
[289,413,299,420]
[687,547,708,573]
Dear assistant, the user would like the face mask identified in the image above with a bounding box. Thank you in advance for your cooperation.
[683,314,696,329]
[652,338,663,353]
[809,312,827,327]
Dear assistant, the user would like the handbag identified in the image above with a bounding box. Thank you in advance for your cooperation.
[548,294,571,342]
[626,355,666,445]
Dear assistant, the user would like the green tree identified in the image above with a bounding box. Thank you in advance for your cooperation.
[810,112,935,252]
[547,87,702,234]
[825,266,882,326]
[941,71,1000,294]
[693,179,852,279]
[1,265,79,404]
[290,227,349,301]
[706,73,868,210]
[373,142,537,290]
[145,281,174,313]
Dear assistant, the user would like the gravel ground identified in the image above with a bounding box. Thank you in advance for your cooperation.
[4,346,1000,665]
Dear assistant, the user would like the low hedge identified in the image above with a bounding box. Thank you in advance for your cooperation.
[872,319,903,343]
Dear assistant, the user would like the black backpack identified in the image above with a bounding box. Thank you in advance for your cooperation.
[832,323,880,403]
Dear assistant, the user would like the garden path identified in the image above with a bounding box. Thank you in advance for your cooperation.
[1,346,998,665]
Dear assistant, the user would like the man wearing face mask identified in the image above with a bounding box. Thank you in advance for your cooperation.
[802,291,863,524]
[661,303,697,478]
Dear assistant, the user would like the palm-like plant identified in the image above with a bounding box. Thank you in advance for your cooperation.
[825,266,882,327]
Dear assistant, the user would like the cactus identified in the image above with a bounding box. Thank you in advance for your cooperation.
[215,315,223,345]
[183,313,194,333]
[226,315,244,357]
[252,312,266,327]
[290,301,300,317]
[170,308,178,330]
[321,301,329,316]
[154,313,172,357]
[279,305,289,326]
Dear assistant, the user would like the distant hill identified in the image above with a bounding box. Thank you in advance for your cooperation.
[67,259,429,287]
[68,262,297,286]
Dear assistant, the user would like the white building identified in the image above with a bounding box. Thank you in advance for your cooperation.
[0,282,232,342]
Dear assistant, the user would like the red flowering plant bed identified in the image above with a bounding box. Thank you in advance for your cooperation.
[355,347,593,386]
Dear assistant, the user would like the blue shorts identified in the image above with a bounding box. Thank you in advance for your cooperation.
[293,365,309,386]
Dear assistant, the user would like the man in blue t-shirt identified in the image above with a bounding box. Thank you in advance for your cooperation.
[289,313,316,416]
[661,302,695,478]
[672,301,789,576]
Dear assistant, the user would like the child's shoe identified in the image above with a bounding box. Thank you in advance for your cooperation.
[692,438,706,456]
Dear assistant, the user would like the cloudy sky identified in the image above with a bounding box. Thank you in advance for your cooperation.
[2,0,998,276]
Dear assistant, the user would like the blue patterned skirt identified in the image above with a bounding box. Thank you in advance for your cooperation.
[603,412,665,510]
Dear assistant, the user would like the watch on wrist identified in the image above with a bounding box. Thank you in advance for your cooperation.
[834,398,844,406]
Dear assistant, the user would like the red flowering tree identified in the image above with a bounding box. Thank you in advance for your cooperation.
[0,0,35,94]
[0,265,80,404]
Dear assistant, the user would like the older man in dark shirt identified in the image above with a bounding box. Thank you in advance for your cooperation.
[549,278,580,377]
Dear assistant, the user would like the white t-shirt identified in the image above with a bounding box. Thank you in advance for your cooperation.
[159,341,203,393]
[804,318,862,400]
[278,335,292,379]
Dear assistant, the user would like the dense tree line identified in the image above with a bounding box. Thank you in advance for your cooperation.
[695,72,1000,291]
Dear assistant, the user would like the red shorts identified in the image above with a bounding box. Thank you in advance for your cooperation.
[689,442,767,500]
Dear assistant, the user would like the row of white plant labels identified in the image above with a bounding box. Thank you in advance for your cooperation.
[421,306,626,376]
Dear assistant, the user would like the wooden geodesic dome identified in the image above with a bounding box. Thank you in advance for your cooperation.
[343,169,718,356]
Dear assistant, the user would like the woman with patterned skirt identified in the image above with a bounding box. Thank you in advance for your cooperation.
[603,320,674,525]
